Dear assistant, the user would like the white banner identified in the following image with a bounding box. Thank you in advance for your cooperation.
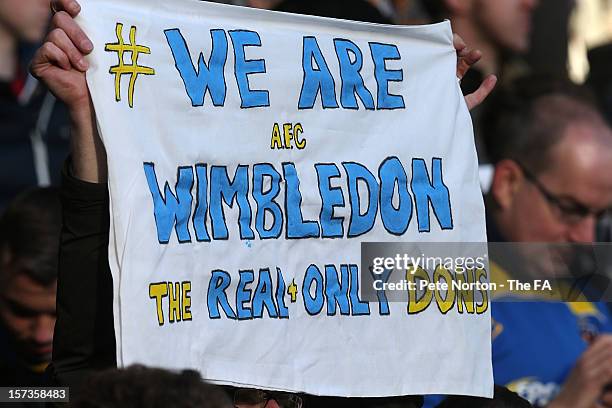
[79,0,492,397]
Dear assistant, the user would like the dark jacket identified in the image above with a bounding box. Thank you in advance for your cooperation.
[47,163,116,396]
[0,53,71,210]
[0,325,49,387]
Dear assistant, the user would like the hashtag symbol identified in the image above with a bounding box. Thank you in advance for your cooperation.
[105,23,155,108]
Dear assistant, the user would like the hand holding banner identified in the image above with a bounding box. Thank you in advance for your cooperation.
[78,0,492,397]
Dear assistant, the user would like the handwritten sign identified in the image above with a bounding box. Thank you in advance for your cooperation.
[79,0,493,397]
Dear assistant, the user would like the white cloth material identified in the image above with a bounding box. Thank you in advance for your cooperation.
[79,0,493,397]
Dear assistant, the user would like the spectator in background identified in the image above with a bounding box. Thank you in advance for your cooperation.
[391,0,431,25]
[526,0,573,79]
[484,78,612,407]
[0,0,70,210]
[71,365,232,408]
[421,0,536,93]
[588,43,612,243]
[0,187,61,386]
[421,0,537,161]
[587,43,612,126]
[436,385,533,408]
[237,0,396,22]
[0,0,48,79]
[273,0,392,24]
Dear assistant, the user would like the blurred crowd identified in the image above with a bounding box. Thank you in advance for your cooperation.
[2,0,612,407]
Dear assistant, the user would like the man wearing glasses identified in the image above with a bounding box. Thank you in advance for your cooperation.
[484,77,612,408]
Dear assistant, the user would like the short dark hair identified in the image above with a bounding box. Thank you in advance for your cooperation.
[71,365,232,408]
[436,385,533,408]
[482,74,604,174]
[0,187,61,287]
[420,0,449,21]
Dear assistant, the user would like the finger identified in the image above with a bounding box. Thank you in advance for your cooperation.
[587,358,612,384]
[51,0,81,18]
[457,49,482,80]
[465,75,497,110]
[593,335,612,349]
[32,42,72,76]
[453,34,466,53]
[463,49,482,66]
[48,28,88,71]
[585,336,612,360]
[51,11,93,54]
[583,356,612,393]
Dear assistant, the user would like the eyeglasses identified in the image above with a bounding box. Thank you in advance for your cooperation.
[517,162,612,225]
[233,389,303,408]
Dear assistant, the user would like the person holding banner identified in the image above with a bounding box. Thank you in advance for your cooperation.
[32,0,496,405]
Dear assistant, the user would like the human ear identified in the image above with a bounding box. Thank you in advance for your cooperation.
[491,160,523,210]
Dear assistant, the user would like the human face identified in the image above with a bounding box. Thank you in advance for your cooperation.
[474,0,537,53]
[503,123,612,244]
[0,273,56,364]
[0,0,51,43]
